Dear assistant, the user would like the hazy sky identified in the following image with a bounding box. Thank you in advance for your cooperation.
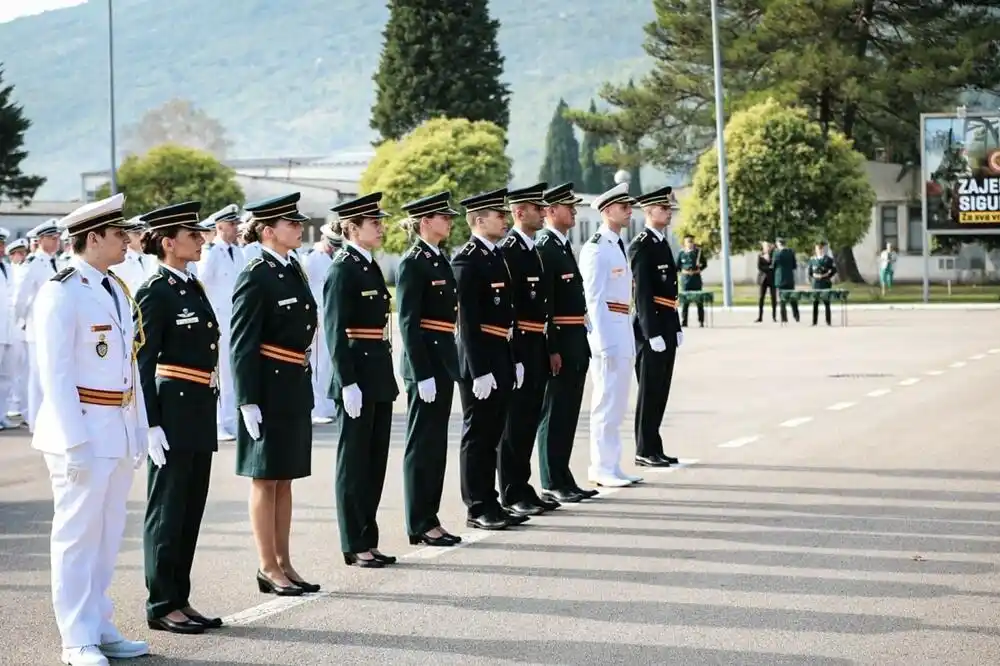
[0,0,86,24]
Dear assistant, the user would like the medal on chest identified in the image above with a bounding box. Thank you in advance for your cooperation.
[96,333,109,358]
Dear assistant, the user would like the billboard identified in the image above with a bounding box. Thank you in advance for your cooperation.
[922,113,1000,231]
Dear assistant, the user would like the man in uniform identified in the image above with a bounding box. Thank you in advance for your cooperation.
[32,193,149,666]
[195,204,244,440]
[579,182,642,488]
[676,234,708,327]
[772,237,799,323]
[807,241,838,326]
[629,186,683,468]
[14,218,62,430]
[302,222,340,425]
[109,217,151,295]
[497,182,559,516]
[534,182,598,503]
[452,188,524,530]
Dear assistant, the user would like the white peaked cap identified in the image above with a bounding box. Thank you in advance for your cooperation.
[58,193,130,236]
[590,181,634,212]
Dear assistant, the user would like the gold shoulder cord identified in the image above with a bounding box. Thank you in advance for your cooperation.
[108,272,145,360]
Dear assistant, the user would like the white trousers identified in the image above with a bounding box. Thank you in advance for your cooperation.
[27,341,40,429]
[0,343,14,419]
[6,341,26,415]
[310,319,336,419]
[215,321,237,434]
[45,454,133,648]
[588,354,633,478]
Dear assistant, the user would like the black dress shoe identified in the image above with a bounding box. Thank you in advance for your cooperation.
[343,552,384,568]
[571,486,600,499]
[147,616,205,634]
[287,576,321,593]
[440,530,462,543]
[635,455,671,467]
[184,612,223,628]
[501,509,530,525]
[371,551,397,565]
[466,513,509,530]
[409,532,458,547]
[659,454,680,464]
[533,496,561,511]
[541,488,582,503]
[503,500,544,517]
[256,570,304,596]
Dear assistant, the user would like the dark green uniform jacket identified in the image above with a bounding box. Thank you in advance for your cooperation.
[535,228,590,370]
[451,236,516,390]
[499,230,550,372]
[772,247,798,289]
[323,244,399,403]
[677,247,708,291]
[629,228,681,342]
[808,255,838,289]
[396,239,459,384]
[135,266,220,451]
[230,252,317,480]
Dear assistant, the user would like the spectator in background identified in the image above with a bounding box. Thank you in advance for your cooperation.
[755,240,776,323]
[879,242,897,295]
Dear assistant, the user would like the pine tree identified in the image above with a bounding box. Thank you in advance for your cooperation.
[0,67,45,204]
[537,99,582,185]
[370,0,511,142]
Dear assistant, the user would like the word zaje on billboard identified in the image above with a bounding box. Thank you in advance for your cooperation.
[956,152,1000,223]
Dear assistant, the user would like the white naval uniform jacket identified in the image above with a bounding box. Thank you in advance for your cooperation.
[109,247,154,296]
[579,224,636,359]
[197,240,244,328]
[30,258,147,459]
[14,250,59,342]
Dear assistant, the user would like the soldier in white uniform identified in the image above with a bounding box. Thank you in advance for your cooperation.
[195,204,244,439]
[109,217,153,295]
[5,237,29,417]
[14,218,63,431]
[32,193,150,666]
[0,228,16,429]
[302,222,341,424]
[578,182,643,488]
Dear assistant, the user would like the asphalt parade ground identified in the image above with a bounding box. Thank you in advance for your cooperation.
[2,309,1000,665]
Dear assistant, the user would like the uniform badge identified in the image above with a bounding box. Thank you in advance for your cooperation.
[530,291,536,299]
[494,296,500,305]
[424,252,431,258]
[266,261,276,268]
[96,334,108,358]
[167,277,176,285]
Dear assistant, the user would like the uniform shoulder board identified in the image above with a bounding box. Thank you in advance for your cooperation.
[588,233,602,244]
[245,256,266,271]
[205,242,215,249]
[536,233,550,246]
[460,242,476,256]
[50,266,77,283]
[333,249,350,264]
[407,244,423,259]
[500,234,517,248]
[27,254,36,263]
[635,230,648,243]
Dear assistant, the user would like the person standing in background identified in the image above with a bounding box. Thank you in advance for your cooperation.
[772,237,799,324]
[302,223,340,425]
[676,235,707,328]
[808,241,838,326]
[879,242,897,295]
[110,219,153,296]
[755,240,777,323]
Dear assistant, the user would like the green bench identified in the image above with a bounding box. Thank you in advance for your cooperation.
[778,289,850,326]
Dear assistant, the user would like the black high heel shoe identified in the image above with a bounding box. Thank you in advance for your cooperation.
[409,532,458,547]
[343,552,384,568]
[371,550,397,565]
[256,570,303,596]
[287,576,321,593]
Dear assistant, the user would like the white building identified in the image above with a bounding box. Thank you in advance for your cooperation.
[0,200,80,238]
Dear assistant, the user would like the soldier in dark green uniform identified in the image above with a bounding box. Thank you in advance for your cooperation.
[395,191,463,547]
[807,241,838,326]
[629,187,683,468]
[498,182,561,517]
[677,235,708,327]
[135,202,222,634]
[324,192,400,567]
[230,192,319,597]
[535,183,598,504]
[771,237,800,323]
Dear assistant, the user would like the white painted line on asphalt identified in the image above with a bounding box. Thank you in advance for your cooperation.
[924,370,944,376]
[950,361,967,368]
[407,531,493,560]
[969,353,986,360]
[718,435,760,448]
[867,388,891,398]
[989,348,1000,354]
[779,417,813,428]
[224,591,334,626]
[827,401,856,411]
[898,378,920,386]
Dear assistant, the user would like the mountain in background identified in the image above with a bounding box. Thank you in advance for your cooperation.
[1,0,663,199]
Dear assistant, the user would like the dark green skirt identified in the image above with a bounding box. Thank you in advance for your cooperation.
[235,408,313,480]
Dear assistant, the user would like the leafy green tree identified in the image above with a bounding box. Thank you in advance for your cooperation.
[537,99,583,185]
[0,67,45,204]
[572,0,1000,280]
[677,100,874,263]
[95,144,245,218]
[370,0,510,142]
[359,117,512,254]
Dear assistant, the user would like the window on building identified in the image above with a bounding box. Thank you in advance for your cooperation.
[879,205,899,250]
[906,205,923,254]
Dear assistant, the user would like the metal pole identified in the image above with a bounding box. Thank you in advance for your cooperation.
[107,0,118,195]
[710,0,733,307]
[919,114,929,303]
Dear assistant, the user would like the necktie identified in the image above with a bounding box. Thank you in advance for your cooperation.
[101,277,121,320]
[617,239,627,259]
[49,257,57,272]
[0,263,7,279]
[227,246,234,261]
[137,255,144,267]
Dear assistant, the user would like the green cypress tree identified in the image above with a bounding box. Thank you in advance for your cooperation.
[0,67,45,204]
[370,0,511,143]
[579,100,605,194]
[537,99,583,185]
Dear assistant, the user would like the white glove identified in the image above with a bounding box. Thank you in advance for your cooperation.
[515,363,524,389]
[649,336,666,352]
[342,383,363,419]
[584,314,593,333]
[147,426,169,468]
[677,331,684,347]
[240,404,263,440]
[64,446,91,484]
[417,377,436,403]
[472,373,496,400]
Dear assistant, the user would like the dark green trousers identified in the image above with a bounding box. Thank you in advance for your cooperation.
[144,450,213,620]
[335,400,392,553]
[633,340,677,458]
[536,359,589,491]
[402,377,454,536]
[498,359,547,504]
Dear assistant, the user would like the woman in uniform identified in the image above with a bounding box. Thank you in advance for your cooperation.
[134,201,223,634]
[324,192,399,568]
[395,191,463,547]
[230,192,319,595]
